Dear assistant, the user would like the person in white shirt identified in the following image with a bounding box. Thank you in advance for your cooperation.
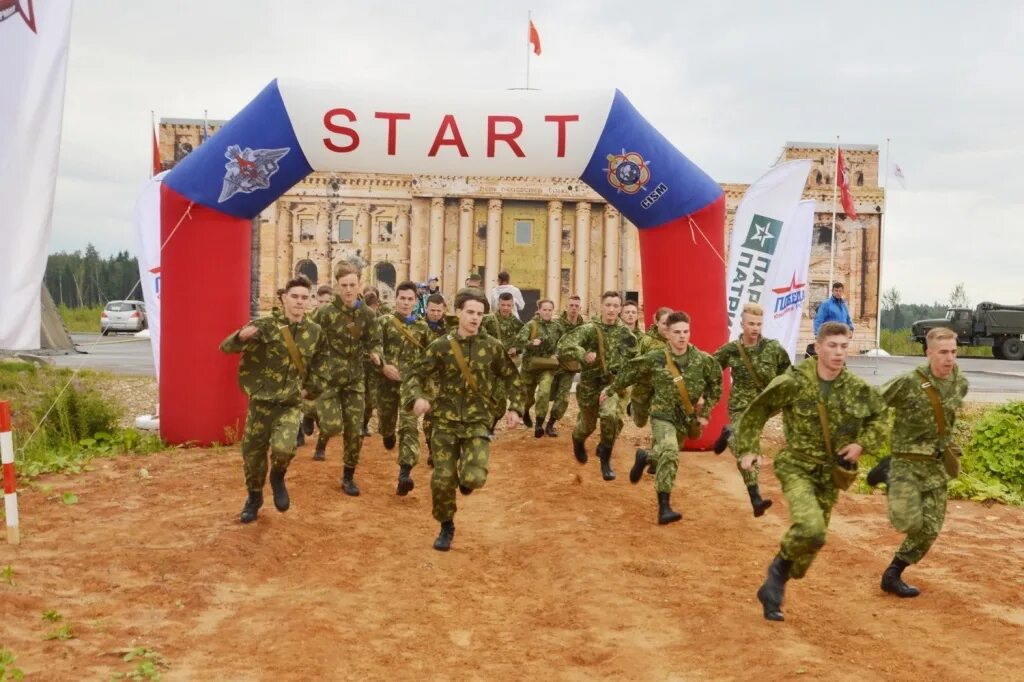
[489,271,525,321]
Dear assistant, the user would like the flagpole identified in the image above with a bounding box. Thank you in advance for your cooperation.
[876,137,890,353]
[526,11,531,89]
[828,136,839,291]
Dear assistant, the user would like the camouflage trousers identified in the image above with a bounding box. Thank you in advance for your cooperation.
[728,407,760,487]
[523,369,555,421]
[317,380,366,468]
[548,370,576,421]
[362,366,379,427]
[648,418,686,493]
[572,383,624,448]
[888,458,948,564]
[430,421,491,523]
[241,400,301,491]
[631,384,652,428]
[378,378,422,468]
[491,383,508,427]
[774,455,839,580]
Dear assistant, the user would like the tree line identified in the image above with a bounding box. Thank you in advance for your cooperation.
[881,282,971,331]
[45,245,141,308]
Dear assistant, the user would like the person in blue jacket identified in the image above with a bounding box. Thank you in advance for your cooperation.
[814,282,854,335]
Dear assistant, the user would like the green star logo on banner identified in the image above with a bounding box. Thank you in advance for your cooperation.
[742,214,783,255]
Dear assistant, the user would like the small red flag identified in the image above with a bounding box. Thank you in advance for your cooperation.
[152,124,161,176]
[529,20,542,56]
[836,147,858,220]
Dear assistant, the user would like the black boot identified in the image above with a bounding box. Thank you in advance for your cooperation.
[302,415,316,436]
[867,456,892,487]
[295,428,305,447]
[523,409,533,428]
[629,449,649,484]
[647,460,657,475]
[433,520,455,552]
[269,468,290,512]
[597,443,615,481]
[240,490,263,524]
[712,424,733,455]
[382,433,396,450]
[881,557,920,597]
[534,420,545,438]
[545,418,558,437]
[459,483,473,496]
[756,554,791,621]
[313,434,328,461]
[747,484,773,517]
[572,438,588,464]
[341,466,360,497]
[397,464,415,496]
[657,491,682,525]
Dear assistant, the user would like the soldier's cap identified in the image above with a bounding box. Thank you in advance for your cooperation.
[428,275,439,282]
[417,282,427,288]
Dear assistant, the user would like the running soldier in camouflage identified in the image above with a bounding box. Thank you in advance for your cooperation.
[404,290,524,551]
[515,300,563,438]
[870,326,968,598]
[556,290,639,480]
[376,281,433,497]
[712,302,792,516]
[735,322,888,622]
[482,292,525,429]
[311,262,383,496]
[360,289,384,439]
[220,276,328,524]
[300,285,336,450]
[608,311,722,524]
[546,295,587,436]
[630,306,672,430]
[421,293,450,466]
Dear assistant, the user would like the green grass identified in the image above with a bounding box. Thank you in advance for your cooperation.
[880,328,994,358]
[57,304,105,333]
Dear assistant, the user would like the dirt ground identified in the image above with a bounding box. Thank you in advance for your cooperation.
[2,412,1024,681]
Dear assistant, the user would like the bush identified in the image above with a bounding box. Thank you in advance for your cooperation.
[57,304,105,334]
[949,401,1024,504]
[880,328,992,358]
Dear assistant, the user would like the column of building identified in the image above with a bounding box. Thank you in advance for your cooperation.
[602,205,620,293]
[546,200,563,309]
[485,199,502,292]
[395,203,411,283]
[574,201,591,308]
[458,198,474,286]
[429,197,445,283]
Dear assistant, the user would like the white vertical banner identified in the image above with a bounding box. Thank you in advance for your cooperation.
[725,159,813,341]
[132,174,164,379]
[0,0,74,350]
[763,200,814,361]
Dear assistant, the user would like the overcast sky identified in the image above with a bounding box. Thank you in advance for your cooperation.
[50,0,1023,305]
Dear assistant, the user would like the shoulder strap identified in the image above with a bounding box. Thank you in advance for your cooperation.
[737,342,766,390]
[816,402,833,458]
[663,349,695,415]
[916,369,948,437]
[447,334,478,393]
[530,320,539,341]
[278,325,306,379]
[390,315,423,349]
[596,325,607,373]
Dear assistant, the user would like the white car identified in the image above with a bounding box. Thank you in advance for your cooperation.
[100,300,147,335]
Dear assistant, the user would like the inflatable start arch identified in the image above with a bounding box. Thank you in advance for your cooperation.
[158,80,726,447]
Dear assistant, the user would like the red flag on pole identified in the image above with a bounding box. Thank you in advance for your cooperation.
[529,20,542,56]
[836,147,858,220]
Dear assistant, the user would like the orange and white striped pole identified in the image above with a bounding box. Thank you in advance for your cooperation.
[1,401,19,545]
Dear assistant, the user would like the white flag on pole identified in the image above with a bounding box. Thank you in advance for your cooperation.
[0,0,74,350]
[725,159,813,341]
[132,173,166,379]
[762,200,815,362]
[890,161,907,189]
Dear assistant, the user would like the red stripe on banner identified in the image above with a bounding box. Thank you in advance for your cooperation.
[2,462,15,495]
[0,401,10,432]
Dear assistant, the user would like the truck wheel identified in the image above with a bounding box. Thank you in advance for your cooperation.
[993,345,1005,359]
[1002,337,1024,361]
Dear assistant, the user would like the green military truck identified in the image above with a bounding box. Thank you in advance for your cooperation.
[912,302,1024,360]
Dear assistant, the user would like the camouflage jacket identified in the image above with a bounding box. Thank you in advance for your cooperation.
[557,311,586,336]
[482,312,524,349]
[714,336,792,414]
[515,317,563,361]
[609,345,723,431]
[220,311,327,405]
[403,331,524,431]
[377,312,432,384]
[735,357,888,464]
[311,296,383,388]
[881,364,968,456]
[638,326,667,355]
[557,319,639,386]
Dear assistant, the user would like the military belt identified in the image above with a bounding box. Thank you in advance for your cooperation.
[893,451,943,462]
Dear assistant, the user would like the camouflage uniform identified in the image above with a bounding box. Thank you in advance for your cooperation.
[549,312,586,422]
[362,306,383,432]
[881,364,968,564]
[403,331,524,522]
[735,357,888,579]
[610,346,722,492]
[515,317,563,422]
[311,297,383,469]
[631,326,669,428]
[556,318,639,448]
[713,336,792,485]
[377,312,432,467]
[421,317,451,449]
[220,312,327,491]
[482,311,524,423]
